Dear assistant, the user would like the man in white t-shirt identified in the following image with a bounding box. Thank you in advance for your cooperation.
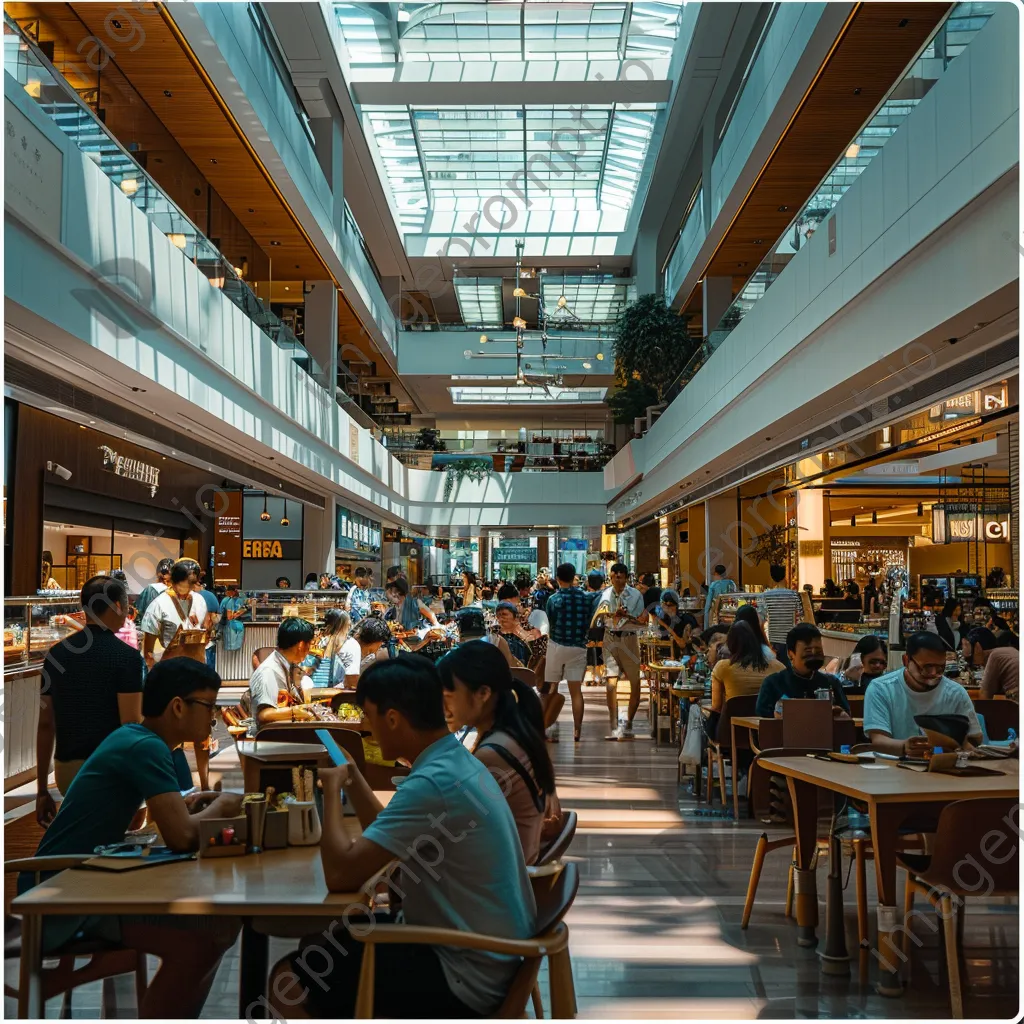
[332,632,363,687]
[600,562,648,740]
[863,631,981,756]
[248,618,316,727]
[140,559,216,787]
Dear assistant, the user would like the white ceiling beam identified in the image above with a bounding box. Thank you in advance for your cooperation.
[353,77,671,106]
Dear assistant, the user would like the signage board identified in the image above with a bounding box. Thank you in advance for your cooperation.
[213,490,243,586]
[494,547,537,564]
[336,505,381,554]
[5,98,63,242]
[99,445,160,496]
[242,539,302,560]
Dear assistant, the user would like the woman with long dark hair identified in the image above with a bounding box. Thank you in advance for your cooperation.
[733,603,775,662]
[438,642,560,864]
[461,570,479,608]
[708,621,784,738]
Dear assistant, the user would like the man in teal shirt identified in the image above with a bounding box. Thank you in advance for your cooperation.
[220,582,249,652]
[704,563,737,626]
[269,654,536,1018]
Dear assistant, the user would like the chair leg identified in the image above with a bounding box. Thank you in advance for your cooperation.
[940,893,964,1017]
[705,746,714,805]
[59,990,73,1019]
[854,840,869,947]
[902,874,916,960]
[134,952,149,1013]
[101,976,118,1018]
[354,941,376,1018]
[784,848,796,919]
[741,833,769,929]
[548,949,577,1019]
[717,751,727,808]
[531,981,544,1019]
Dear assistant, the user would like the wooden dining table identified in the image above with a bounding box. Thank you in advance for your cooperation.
[12,826,370,1018]
[758,754,1019,992]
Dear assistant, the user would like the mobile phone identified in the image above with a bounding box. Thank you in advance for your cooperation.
[849,652,862,670]
[315,728,352,768]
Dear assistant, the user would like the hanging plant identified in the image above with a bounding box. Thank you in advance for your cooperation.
[442,458,493,502]
[748,524,791,567]
[612,293,698,401]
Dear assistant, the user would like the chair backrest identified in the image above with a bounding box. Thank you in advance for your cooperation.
[531,861,580,936]
[747,747,831,822]
[781,699,834,747]
[924,798,1019,894]
[718,693,759,752]
[972,699,1019,741]
[511,666,539,690]
[537,810,578,865]
[253,722,367,771]
[6,855,91,886]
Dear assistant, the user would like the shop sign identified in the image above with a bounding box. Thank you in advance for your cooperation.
[383,528,401,544]
[932,506,1011,544]
[337,505,381,554]
[98,445,160,496]
[5,99,63,242]
[243,539,302,559]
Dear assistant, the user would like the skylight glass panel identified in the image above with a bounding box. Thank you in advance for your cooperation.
[453,277,503,326]
[542,276,636,323]
[449,386,608,404]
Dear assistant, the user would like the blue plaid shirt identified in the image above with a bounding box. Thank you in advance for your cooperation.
[347,586,372,623]
[545,586,592,648]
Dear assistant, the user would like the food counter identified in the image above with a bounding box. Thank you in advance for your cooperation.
[711,590,815,630]
[4,595,82,787]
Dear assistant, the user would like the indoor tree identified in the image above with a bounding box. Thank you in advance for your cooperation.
[612,293,697,402]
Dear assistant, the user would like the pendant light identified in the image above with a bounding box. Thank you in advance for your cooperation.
[850,515,856,527]
[917,502,924,517]
[260,495,271,522]
[280,499,290,528]
[871,510,878,525]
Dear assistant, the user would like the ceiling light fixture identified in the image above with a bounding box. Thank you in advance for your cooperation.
[512,316,527,330]
[871,510,878,525]
[556,295,568,308]
[119,178,139,195]
[513,287,527,298]
[845,143,861,159]
[260,495,271,522]
[596,351,604,361]
[479,334,488,344]
[582,361,592,370]
[280,499,290,527]
[167,233,187,249]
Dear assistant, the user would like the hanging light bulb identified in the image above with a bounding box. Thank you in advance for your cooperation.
[280,499,290,527]
[596,351,605,361]
[479,334,488,344]
[582,361,592,370]
[845,143,861,159]
[260,495,271,522]
[512,316,527,330]
[513,287,527,298]
[556,295,568,308]
[119,178,139,196]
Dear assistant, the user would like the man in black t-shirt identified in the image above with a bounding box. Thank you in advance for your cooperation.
[755,623,850,718]
[36,575,145,825]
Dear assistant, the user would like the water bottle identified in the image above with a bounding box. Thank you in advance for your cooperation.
[840,745,851,755]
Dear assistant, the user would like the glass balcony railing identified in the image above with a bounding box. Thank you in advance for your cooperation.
[662,185,703,300]
[4,13,330,390]
[663,1,996,407]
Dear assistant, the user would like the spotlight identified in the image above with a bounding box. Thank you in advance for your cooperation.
[596,351,605,361]
[479,334,488,344]
[260,495,271,522]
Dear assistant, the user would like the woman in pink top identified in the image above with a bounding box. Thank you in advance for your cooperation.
[439,641,561,864]
[111,571,139,648]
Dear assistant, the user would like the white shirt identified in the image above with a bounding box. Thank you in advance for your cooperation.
[527,609,550,636]
[863,669,980,742]
[140,589,211,649]
[249,650,291,711]
[333,636,363,682]
[600,585,645,632]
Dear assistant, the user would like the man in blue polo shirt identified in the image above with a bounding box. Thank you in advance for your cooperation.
[269,654,536,1019]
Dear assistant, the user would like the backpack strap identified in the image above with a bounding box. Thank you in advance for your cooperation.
[476,740,545,812]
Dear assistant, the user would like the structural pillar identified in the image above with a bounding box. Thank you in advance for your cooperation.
[309,78,345,240]
[304,280,339,410]
[702,277,733,337]
[303,496,337,578]
[796,488,827,594]
[704,490,744,587]
[634,225,659,298]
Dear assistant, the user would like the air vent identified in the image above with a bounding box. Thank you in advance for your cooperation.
[6,359,324,508]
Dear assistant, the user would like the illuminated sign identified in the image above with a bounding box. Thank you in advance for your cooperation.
[243,539,302,559]
[98,445,160,496]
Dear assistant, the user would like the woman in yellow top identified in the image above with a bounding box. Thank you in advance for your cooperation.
[709,622,784,737]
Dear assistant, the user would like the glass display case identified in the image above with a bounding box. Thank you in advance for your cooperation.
[4,594,83,673]
[244,589,366,624]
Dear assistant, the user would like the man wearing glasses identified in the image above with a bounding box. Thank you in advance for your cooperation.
[864,631,982,756]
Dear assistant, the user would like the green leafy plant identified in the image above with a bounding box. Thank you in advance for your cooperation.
[442,458,492,502]
[612,293,697,400]
[606,378,660,425]
[414,427,447,452]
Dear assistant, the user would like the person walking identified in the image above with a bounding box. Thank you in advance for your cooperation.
[600,563,647,740]
[704,564,737,627]
[543,562,593,742]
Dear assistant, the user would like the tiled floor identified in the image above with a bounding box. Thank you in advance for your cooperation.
[6,683,1019,1018]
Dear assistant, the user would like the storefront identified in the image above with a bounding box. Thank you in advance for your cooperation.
[7,403,236,595]
[213,490,306,591]
[335,503,381,582]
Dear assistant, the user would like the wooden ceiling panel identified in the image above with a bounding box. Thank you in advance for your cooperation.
[683,2,952,313]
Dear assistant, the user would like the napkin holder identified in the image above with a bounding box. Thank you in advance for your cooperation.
[198,816,248,858]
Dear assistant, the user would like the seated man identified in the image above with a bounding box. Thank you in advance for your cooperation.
[248,617,315,726]
[21,659,242,1018]
[268,654,537,1019]
[864,631,982,756]
[755,623,851,718]
[966,626,1020,700]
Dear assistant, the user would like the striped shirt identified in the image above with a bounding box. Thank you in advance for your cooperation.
[760,587,804,644]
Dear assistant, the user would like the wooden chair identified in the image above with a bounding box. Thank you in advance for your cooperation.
[704,694,758,808]
[350,862,580,1019]
[5,856,148,1018]
[972,698,1019,741]
[537,810,578,866]
[899,798,1018,1017]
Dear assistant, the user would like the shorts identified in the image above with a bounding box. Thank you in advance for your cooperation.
[544,641,588,684]
[287,913,482,1018]
[603,632,641,684]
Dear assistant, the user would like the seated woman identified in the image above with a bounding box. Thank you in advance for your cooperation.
[353,616,392,673]
[733,603,776,662]
[308,609,361,688]
[439,642,561,865]
[709,622,784,738]
[494,601,533,665]
[836,634,889,694]
[384,577,440,651]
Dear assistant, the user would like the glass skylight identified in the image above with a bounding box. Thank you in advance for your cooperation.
[450,385,608,404]
[542,276,636,323]
[334,2,686,67]
[453,276,504,325]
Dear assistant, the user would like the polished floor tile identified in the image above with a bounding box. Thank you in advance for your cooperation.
[6,683,1017,1018]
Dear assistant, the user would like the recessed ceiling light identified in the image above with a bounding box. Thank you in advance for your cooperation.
[210,158,218,165]
[754,239,763,245]
[778,205,789,212]
[270,240,281,246]
[853,87,862,95]
[248,208,255,213]
[163,89,172,97]
[582,361,592,369]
